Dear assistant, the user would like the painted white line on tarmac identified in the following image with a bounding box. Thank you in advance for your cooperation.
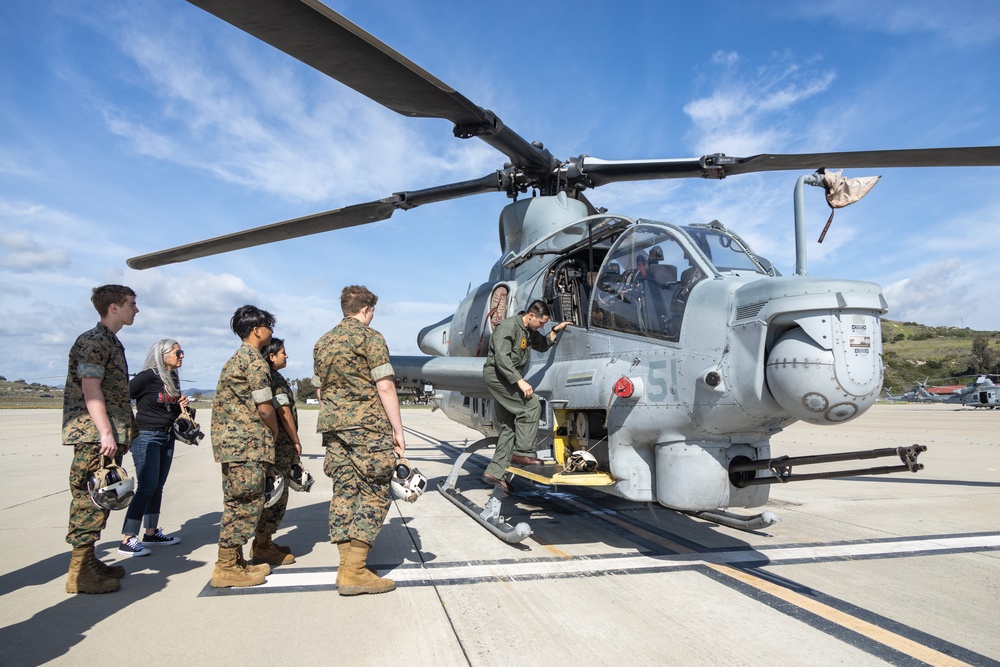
[251,533,1000,590]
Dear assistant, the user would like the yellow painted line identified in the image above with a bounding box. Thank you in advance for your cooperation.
[529,534,572,560]
[708,563,972,667]
[559,495,974,667]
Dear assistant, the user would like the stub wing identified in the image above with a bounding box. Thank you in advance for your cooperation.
[391,355,487,394]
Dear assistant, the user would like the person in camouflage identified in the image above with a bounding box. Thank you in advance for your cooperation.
[210,305,279,588]
[63,284,139,594]
[251,337,301,566]
[314,285,405,596]
[482,300,571,492]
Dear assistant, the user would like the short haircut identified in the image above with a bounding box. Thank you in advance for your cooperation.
[91,285,136,318]
[526,299,551,319]
[262,337,285,367]
[230,304,276,339]
[341,285,378,317]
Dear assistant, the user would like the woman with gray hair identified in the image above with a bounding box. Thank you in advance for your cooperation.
[118,339,188,556]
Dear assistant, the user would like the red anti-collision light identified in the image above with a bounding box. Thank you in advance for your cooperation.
[614,376,634,398]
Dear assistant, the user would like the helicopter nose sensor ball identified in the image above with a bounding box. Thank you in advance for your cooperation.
[765,320,881,424]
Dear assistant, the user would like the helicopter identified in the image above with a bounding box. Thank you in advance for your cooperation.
[916,375,1000,409]
[127,0,1000,541]
[883,386,922,403]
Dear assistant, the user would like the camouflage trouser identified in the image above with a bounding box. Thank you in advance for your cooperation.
[218,461,265,549]
[323,430,394,546]
[484,371,542,479]
[66,443,127,548]
[255,438,296,539]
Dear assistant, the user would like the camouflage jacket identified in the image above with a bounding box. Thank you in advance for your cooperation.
[62,322,137,445]
[314,316,394,435]
[483,315,554,385]
[211,343,275,464]
[270,368,298,448]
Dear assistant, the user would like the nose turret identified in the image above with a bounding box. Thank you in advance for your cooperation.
[765,311,882,424]
[727,276,887,426]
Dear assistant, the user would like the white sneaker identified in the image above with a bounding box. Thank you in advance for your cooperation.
[117,536,151,557]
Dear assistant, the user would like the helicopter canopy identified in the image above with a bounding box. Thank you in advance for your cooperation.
[588,222,767,341]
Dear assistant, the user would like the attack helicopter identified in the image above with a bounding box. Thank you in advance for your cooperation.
[128,0,1000,541]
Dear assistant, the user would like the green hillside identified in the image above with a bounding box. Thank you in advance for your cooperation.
[881,320,999,389]
[0,378,64,408]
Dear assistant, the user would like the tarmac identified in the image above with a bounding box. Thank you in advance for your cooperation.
[1,403,998,666]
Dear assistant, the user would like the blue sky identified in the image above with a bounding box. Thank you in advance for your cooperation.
[2,1,999,388]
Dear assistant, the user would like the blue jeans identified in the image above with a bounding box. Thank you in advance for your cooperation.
[122,430,174,536]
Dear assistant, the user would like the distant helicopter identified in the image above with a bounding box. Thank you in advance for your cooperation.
[916,376,1000,409]
[128,0,1000,541]
[883,386,922,403]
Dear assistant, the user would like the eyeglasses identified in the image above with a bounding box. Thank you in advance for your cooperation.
[168,349,184,357]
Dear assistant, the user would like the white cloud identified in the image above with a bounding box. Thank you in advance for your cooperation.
[794,1,1000,47]
[882,258,998,330]
[99,14,496,205]
[711,50,739,66]
[683,51,836,157]
[0,231,71,272]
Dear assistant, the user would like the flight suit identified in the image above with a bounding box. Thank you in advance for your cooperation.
[314,317,396,546]
[255,369,298,539]
[211,343,275,549]
[63,323,137,548]
[482,315,555,480]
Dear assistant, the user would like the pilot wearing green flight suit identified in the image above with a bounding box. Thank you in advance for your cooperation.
[482,299,571,492]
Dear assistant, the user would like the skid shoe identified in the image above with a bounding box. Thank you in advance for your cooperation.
[437,437,532,544]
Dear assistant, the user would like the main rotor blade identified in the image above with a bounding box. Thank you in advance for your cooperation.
[728,146,1000,174]
[186,0,554,172]
[127,200,396,269]
[578,146,1000,186]
[127,172,502,269]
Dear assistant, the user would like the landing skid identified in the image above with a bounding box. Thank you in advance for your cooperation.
[437,437,533,544]
[687,509,779,531]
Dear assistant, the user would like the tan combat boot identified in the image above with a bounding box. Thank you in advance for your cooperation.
[236,545,270,576]
[210,546,266,588]
[93,552,125,580]
[66,545,120,594]
[252,534,296,566]
[337,539,395,596]
[335,541,350,587]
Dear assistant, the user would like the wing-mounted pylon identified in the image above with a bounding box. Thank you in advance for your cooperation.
[391,355,487,395]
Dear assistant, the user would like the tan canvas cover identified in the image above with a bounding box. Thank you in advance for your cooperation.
[818,169,881,242]
[823,169,881,209]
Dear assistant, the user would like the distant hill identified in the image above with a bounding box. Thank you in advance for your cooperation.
[881,320,999,389]
[0,378,64,407]
[185,388,216,399]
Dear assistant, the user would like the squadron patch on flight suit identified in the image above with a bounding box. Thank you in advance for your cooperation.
[520,338,527,350]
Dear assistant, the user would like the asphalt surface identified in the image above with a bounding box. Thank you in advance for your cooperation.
[1,404,998,666]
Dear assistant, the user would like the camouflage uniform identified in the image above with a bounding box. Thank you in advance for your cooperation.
[211,343,274,549]
[314,317,396,545]
[255,369,298,538]
[482,315,554,479]
[63,323,137,548]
